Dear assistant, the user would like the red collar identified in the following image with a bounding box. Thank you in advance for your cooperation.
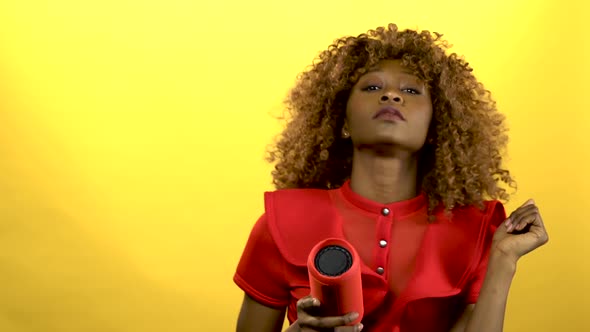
[338,180,427,217]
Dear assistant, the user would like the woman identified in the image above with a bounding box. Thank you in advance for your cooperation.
[233,23,548,332]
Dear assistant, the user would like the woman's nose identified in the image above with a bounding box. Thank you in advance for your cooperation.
[380,91,403,104]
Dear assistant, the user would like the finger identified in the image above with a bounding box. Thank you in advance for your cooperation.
[530,222,550,245]
[506,205,538,231]
[299,312,360,329]
[297,296,320,313]
[508,203,538,221]
[521,198,535,207]
[299,328,320,332]
[520,212,549,244]
[509,210,539,233]
[512,211,549,243]
[511,224,550,257]
[516,204,544,230]
[505,204,536,226]
[506,204,549,245]
[335,323,364,332]
[514,214,537,232]
[299,327,363,332]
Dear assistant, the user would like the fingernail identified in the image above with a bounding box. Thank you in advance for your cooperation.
[313,298,320,306]
[359,323,364,331]
[350,312,359,319]
[505,219,511,226]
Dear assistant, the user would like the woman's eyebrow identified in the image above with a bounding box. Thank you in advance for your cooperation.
[366,67,418,76]
[399,70,420,77]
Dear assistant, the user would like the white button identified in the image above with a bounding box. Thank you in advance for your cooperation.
[381,208,390,216]
[376,267,385,274]
[379,240,387,248]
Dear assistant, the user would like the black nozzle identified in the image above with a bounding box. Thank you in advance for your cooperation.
[314,245,353,277]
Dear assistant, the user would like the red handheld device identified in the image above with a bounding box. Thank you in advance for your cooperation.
[306,238,364,325]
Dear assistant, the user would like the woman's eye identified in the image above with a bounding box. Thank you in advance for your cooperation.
[403,88,421,95]
[362,85,381,91]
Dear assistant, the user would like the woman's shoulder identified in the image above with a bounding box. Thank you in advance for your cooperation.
[451,199,505,216]
[433,199,506,233]
[262,186,337,225]
[263,186,334,208]
[261,187,341,265]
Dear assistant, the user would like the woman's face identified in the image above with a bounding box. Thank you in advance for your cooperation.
[345,59,433,153]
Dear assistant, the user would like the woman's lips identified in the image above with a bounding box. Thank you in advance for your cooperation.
[373,107,406,121]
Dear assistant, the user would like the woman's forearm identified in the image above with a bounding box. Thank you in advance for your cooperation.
[464,251,517,332]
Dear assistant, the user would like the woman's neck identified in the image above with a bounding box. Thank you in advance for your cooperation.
[349,148,420,204]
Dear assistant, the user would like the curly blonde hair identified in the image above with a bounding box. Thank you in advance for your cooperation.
[267,23,516,213]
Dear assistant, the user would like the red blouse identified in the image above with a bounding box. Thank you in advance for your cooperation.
[234,180,505,331]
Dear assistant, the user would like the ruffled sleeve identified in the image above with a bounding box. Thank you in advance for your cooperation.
[233,214,290,308]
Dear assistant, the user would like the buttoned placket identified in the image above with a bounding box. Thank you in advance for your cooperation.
[374,206,393,277]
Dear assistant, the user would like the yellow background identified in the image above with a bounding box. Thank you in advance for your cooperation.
[0,0,588,331]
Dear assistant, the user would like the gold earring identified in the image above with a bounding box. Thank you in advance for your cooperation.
[342,129,350,138]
